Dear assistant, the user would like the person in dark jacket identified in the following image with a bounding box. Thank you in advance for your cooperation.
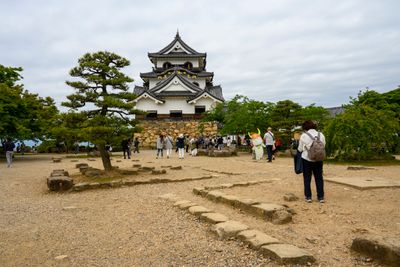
[121,139,130,159]
[4,138,16,168]
[176,134,185,159]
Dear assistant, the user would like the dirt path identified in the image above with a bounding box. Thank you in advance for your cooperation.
[0,152,399,266]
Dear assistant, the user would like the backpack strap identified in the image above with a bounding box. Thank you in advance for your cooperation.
[305,131,315,140]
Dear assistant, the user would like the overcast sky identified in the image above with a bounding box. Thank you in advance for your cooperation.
[1,0,399,110]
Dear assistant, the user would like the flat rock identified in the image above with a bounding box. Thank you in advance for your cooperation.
[51,170,69,177]
[173,200,192,207]
[170,166,182,170]
[220,194,240,206]
[132,164,141,168]
[47,176,74,191]
[206,190,226,201]
[192,187,205,195]
[250,203,285,219]
[151,169,167,175]
[62,206,77,210]
[351,235,400,266]
[188,206,212,215]
[211,220,249,239]
[54,255,68,260]
[159,193,180,202]
[199,213,229,224]
[260,244,315,264]
[76,163,89,169]
[237,230,281,249]
[325,177,400,190]
[178,202,197,210]
[72,182,90,191]
[235,198,259,211]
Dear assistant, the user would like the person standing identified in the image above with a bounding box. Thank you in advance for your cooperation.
[176,134,185,159]
[133,137,140,153]
[298,120,326,203]
[74,141,80,154]
[4,138,15,168]
[156,134,165,159]
[121,139,130,159]
[165,134,174,158]
[264,127,275,162]
[185,135,190,153]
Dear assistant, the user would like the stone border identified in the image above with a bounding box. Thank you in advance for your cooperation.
[193,181,293,225]
[201,168,244,175]
[159,193,315,265]
[71,175,218,192]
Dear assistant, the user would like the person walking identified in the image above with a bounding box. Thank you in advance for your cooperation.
[165,134,174,158]
[133,137,140,153]
[156,134,165,159]
[4,138,15,168]
[298,120,326,203]
[264,127,275,162]
[176,134,185,159]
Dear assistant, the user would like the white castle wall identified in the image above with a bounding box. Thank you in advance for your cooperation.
[135,97,216,114]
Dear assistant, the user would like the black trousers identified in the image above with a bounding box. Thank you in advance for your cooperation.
[266,145,273,161]
[302,159,324,200]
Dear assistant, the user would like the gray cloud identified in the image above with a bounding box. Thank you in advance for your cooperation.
[1,0,399,110]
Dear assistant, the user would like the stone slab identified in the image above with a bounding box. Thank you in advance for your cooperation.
[192,187,205,195]
[199,213,229,224]
[325,177,400,190]
[250,203,285,219]
[351,235,400,266]
[159,193,180,202]
[173,200,191,207]
[211,220,249,239]
[178,202,197,210]
[237,230,281,249]
[220,194,240,206]
[260,244,315,264]
[188,206,212,215]
[206,190,226,201]
[234,198,260,211]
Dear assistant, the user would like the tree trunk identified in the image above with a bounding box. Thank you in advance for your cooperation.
[98,144,112,171]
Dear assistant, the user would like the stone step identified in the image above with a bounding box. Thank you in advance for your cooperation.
[260,243,315,265]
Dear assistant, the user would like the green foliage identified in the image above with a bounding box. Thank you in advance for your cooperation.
[62,51,140,170]
[325,89,400,160]
[203,95,273,134]
[0,65,58,141]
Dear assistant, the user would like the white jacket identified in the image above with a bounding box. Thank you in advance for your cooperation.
[298,129,326,162]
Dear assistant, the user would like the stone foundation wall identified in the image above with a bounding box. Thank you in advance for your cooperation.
[136,120,218,148]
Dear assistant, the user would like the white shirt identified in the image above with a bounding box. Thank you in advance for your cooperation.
[264,131,275,146]
[298,129,326,162]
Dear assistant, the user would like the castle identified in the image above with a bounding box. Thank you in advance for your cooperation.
[134,32,224,120]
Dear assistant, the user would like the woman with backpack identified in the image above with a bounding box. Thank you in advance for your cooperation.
[298,120,326,203]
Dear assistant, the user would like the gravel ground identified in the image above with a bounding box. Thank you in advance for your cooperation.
[0,151,399,267]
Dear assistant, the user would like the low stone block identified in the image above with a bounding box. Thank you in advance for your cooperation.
[70,159,79,162]
[51,170,69,177]
[132,164,141,168]
[76,163,89,169]
[152,169,167,175]
[206,190,226,202]
[237,230,281,249]
[119,169,138,175]
[188,206,212,216]
[351,235,400,266]
[192,187,205,195]
[87,158,96,161]
[52,158,62,163]
[260,244,315,265]
[234,198,259,211]
[220,194,240,206]
[174,200,191,207]
[200,213,229,224]
[220,183,234,188]
[161,165,172,168]
[211,220,249,239]
[47,176,74,191]
[250,203,285,219]
[139,166,155,172]
[283,193,299,202]
[72,182,90,191]
[88,182,101,189]
[123,180,137,186]
[170,166,182,170]
[271,209,293,224]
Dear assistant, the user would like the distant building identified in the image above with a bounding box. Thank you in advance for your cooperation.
[134,32,224,120]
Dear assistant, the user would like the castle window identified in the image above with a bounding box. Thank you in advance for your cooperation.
[146,110,157,118]
[170,110,182,118]
[163,62,172,70]
[184,62,193,70]
[195,106,206,114]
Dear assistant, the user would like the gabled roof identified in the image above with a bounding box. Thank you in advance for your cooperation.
[140,67,214,80]
[148,32,206,57]
[187,85,225,103]
[133,85,164,103]
[149,71,203,94]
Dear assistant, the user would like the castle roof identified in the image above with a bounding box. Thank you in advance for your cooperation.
[140,67,213,80]
[148,32,206,58]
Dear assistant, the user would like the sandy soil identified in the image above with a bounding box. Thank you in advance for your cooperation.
[0,151,399,267]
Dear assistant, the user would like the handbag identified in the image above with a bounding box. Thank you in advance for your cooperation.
[294,150,303,174]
